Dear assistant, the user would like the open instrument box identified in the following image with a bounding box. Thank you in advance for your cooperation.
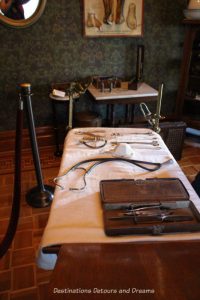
[100,178,200,236]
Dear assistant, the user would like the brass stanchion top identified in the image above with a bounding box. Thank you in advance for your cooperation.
[20,83,31,88]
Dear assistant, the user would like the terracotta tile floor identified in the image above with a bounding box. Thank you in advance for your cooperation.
[0,146,60,300]
[0,143,199,300]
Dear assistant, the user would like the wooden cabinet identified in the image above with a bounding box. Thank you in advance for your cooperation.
[176,19,200,129]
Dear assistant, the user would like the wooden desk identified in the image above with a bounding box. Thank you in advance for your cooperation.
[88,82,158,126]
[47,241,200,300]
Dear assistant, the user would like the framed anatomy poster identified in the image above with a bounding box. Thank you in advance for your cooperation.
[83,0,144,37]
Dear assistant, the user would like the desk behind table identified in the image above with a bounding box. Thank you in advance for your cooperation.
[88,83,158,126]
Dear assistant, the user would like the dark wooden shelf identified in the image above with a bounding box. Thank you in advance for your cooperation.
[191,49,200,54]
[189,74,200,79]
[176,20,200,129]
[182,115,200,129]
[183,19,200,25]
[185,96,200,102]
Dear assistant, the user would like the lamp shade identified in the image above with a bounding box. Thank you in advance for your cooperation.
[188,0,200,9]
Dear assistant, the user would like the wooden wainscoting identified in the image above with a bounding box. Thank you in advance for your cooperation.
[0,126,63,175]
[0,126,56,153]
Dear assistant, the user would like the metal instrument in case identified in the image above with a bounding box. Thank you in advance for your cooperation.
[100,178,200,236]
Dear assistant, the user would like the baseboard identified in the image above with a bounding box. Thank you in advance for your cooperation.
[0,126,56,153]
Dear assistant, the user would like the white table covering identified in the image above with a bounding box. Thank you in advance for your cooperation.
[37,128,200,269]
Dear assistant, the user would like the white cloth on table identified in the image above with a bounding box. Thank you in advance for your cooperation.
[37,128,200,270]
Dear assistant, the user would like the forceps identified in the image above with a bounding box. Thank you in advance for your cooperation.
[112,141,159,147]
[75,130,105,138]
[111,132,154,137]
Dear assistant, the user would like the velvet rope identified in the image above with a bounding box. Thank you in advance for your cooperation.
[0,100,23,258]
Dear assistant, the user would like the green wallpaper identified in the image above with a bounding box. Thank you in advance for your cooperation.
[0,0,187,130]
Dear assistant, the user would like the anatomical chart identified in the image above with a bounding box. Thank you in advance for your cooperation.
[83,0,143,37]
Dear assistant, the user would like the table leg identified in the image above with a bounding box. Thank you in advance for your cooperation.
[131,104,135,123]
[125,104,136,124]
[106,104,110,124]
[125,104,132,124]
[106,104,115,126]
[111,104,116,127]
[125,104,129,123]
[51,101,62,157]
[67,95,73,130]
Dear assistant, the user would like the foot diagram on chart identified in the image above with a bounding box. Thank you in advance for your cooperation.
[84,0,143,36]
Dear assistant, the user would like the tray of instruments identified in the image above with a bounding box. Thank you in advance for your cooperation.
[100,178,200,236]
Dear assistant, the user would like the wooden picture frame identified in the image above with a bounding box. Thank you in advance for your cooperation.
[83,0,144,37]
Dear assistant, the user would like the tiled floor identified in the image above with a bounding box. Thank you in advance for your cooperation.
[0,146,60,300]
[179,143,200,182]
[0,143,199,300]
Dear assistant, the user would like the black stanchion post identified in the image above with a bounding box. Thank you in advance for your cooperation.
[20,83,54,208]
